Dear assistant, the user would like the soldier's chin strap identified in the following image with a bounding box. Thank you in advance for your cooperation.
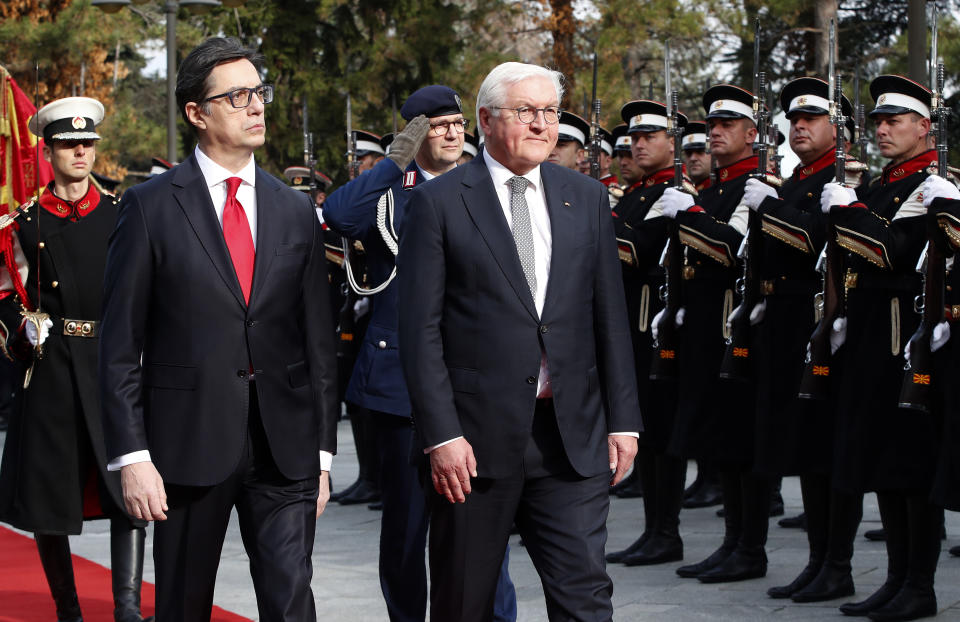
[343,188,398,296]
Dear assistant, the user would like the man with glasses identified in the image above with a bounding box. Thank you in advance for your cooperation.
[399,62,640,621]
[99,37,338,621]
[323,84,517,622]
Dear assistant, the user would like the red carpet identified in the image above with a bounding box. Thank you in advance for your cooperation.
[0,526,252,621]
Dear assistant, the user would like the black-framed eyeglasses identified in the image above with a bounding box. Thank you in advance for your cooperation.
[494,106,562,124]
[429,118,469,136]
[201,84,274,109]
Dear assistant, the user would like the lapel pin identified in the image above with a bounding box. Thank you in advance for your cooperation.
[563,201,571,208]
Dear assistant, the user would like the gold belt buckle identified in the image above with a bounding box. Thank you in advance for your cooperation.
[682,265,695,280]
[844,270,858,289]
[63,319,96,338]
[761,280,774,296]
[950,305,960,321]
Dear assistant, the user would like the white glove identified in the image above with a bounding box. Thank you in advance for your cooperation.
[743,178,778,211]
[820,183,858,214]
[829,316,847,354]
[25,317,53,347]
[904,321,951,364]
[749,300,766,325]
[922,175,960,208]
[353,296,370,321]
[651,307,685,341]
[661,188,695,219]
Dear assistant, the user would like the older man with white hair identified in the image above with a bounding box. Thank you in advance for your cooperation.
[398,61,641,621]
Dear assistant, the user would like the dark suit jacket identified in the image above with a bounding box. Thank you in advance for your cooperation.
[99,154,338,487]
[397,154,642,480]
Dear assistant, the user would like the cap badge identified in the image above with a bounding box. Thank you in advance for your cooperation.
[454,93,463,112]
[797,96,807,105]
[72,116,86,129]
[293,176,303,185]
[714,100,724,109]
[878,94,887,105]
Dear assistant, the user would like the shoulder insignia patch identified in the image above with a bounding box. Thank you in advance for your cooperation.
[403,170,417,189]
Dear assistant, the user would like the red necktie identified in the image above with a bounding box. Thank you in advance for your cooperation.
[223,177,255,303]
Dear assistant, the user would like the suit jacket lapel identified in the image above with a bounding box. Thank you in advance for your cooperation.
[460,158,538,320]
[541,163,575,315]
[171,154,246,309]
[250,167,279,305]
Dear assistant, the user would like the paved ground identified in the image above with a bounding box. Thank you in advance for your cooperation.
[3,420,960,621]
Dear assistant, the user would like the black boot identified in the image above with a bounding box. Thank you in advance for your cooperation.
[769,477,785,517]
[677,470,740,578]
[769,474,828,599]
[699,472,769,583]
[623,453,684,566]
[35,534,83,622]
[778,512,807,529]
[866,496,940,622]
[840,493,908,616]
[111,522,154,622]
[683,461,722,508]
[950,545,960,558]
[792,487,861,603]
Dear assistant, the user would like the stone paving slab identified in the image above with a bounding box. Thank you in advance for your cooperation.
[4,420,960,621]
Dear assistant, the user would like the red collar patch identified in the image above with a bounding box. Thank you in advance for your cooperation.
[793,148,836,181]
[39,181,100,219]
[882,149,936,185]
[716,156,758,183]
[643,166,685,187]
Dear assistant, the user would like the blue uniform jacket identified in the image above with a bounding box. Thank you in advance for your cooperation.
[323,158,421,416]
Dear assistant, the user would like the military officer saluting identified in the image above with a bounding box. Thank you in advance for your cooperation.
[606,100,693,567]
[822,74,951,621]
[0,97,152,622]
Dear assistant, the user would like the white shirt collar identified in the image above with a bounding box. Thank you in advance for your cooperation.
[482,148,541,193]
[194,145,257,190]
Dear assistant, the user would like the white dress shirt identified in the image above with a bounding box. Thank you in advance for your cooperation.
[108,146,333,472]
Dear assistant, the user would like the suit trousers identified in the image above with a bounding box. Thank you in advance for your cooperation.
[154,383,320,622]
[428,399,613,622]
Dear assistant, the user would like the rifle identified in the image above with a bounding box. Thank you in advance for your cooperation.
[854,64,868,163]
[346,93,358,180]
[302,96,318,206]
[588,52,602,180]
[650,40,684,380]
[719,18,766,382]
[899,5,948,412]
[798,18,847,400]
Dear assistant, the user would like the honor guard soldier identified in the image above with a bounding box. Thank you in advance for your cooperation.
[322,85,517,622]
[739,77,863,603]
[676,119,723,511]
[459,130,479,165]
[356,129,387,174]
[548,110,589,170]
[595,126,618,186]
[822,75,945,621]
[147,156,174,178]
[0,97,153,622]
[681,121,711,190]
[612,123,641,187]
[661,84,776,583]
[606,100,694,567]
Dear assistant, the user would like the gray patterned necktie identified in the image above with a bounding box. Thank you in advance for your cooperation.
[507,176,537,299]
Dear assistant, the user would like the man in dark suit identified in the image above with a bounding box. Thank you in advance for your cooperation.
[99,37,338,622]
[398,61,641,621]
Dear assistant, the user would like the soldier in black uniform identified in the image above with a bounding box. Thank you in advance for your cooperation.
[822,75,942,621]
[743,77,865,603]
[606,101,693,567]
[547,111,589,170]
[663,85,776,583]
[676,120,724,510]
[0,97,152,622]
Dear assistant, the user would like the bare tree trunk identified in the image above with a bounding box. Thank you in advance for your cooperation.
[547,0,577,108]
[812,0,836,77]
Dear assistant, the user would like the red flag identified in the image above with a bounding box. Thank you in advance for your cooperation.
[1,67,54,214]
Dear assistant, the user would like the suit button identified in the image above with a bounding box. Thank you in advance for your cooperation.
[378,340,387,349]
[51,281,58,288]
[38,242,45,249]
[526,376,536,384]
[539,325,549,334]
[237,369,247,378]
[246,320,255,327]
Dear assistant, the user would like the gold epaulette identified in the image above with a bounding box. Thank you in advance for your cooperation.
[937,210,960,251]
